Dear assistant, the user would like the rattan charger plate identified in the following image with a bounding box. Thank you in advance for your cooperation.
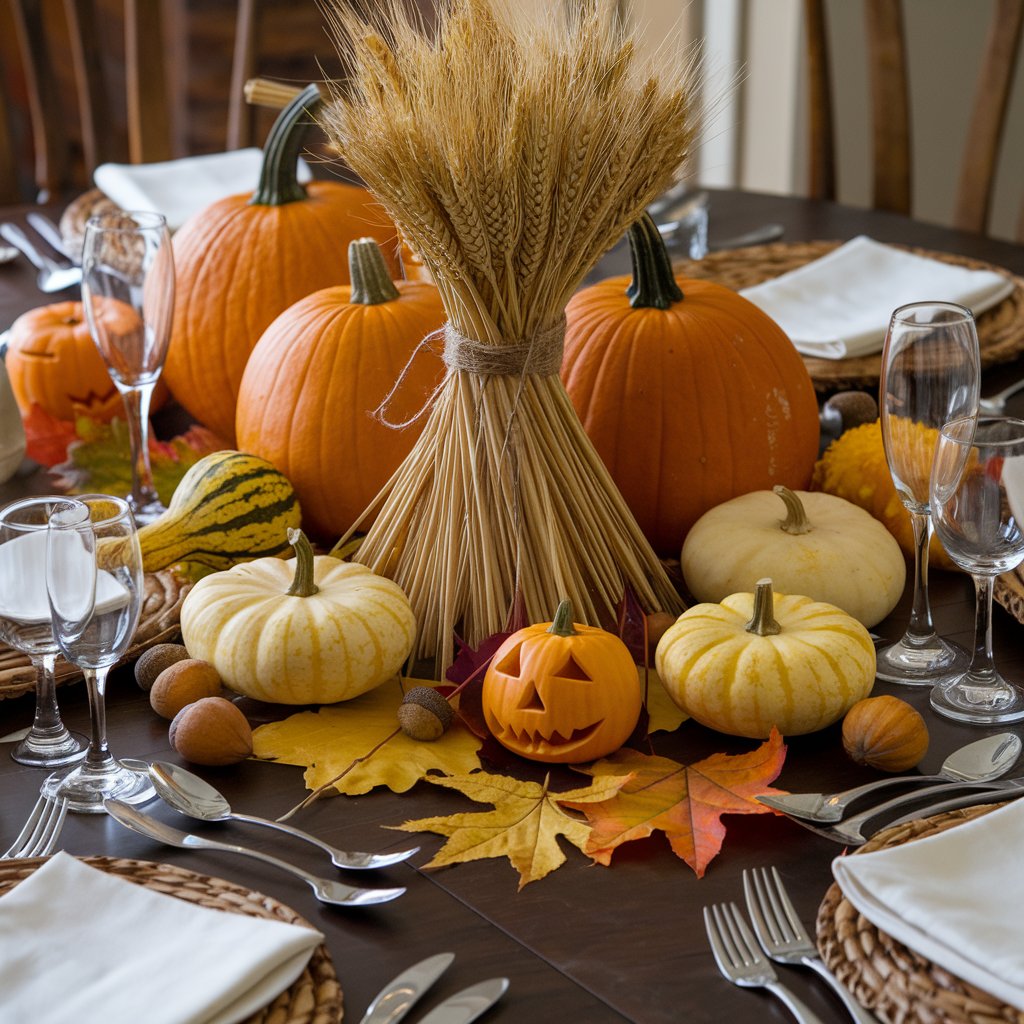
[816,803,1023,1024]
[672,241,1024,391]
[0,856,343,1024]
[0,570,191,700]
[995,565,1024,628]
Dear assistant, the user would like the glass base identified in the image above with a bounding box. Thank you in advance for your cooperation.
[128,496,167,526]
[43,759,156,814]
[930,672,1024,725]
[11,727,87,768]
[875,634,971,686]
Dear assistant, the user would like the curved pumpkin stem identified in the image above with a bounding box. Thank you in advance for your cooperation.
[349,238,400,304]
[745,579,782,637]
[286,528,320,597]
[625,212,684,310]
[547,599,579,637]
[774,485,814,536]
[250,82,322,208]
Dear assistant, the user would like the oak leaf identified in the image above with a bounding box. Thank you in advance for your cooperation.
[390,770,631,889]
[562,728,786,878]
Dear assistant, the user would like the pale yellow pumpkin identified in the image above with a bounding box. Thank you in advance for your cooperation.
[681,486,906,627]
[180,531,415,705]
[655,579,876,738]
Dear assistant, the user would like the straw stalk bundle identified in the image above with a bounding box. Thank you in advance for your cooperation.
[323,0,701,670]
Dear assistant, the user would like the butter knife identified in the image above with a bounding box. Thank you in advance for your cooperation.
[416,978,509,1024]
[360,952,455,1024]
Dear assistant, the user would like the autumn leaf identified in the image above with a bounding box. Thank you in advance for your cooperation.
[562,729,787,878]
[646,668,688,734]
[390,770,632,889]
[21,404,80,467]
[251,679,482,795]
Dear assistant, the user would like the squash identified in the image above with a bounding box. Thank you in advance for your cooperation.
[561,213,820,556]
[137,450,301,573]
[656,579,876,738]
[481,599,642,764]
[842,695,929,772]
[681,485,906,627]
[180,529,416,705]
[5,301,168,422]
[235,237,446,539]
[812,419,956,570]
[163,84,400,443]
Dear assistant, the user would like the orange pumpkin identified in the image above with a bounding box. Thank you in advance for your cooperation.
[5,301,168,422]
[163,84,400,443]
[481,600,642,764]
[235,238,446,539]
[561,214,820,557]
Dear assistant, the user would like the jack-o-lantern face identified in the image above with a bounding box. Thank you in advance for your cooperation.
[482,600,642,764]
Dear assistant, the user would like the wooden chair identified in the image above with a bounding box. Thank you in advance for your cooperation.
[804,0,1024,239]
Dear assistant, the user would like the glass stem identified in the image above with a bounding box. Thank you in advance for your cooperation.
[968,574,997,682]
[31,651,68,738]
[116,380,159,509]
[83,666,115,771]
[904,510,937,644]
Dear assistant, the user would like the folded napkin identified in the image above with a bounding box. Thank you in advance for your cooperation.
[740,235,1015,359]
[0,852,323,1024]
[832,799,1024,1011]
[94,149,313,231]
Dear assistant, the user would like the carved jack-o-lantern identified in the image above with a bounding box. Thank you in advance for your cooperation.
[5,301,168,422]
[482,600,642,764]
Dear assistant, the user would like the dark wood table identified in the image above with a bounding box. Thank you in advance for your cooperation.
[2,191,1024,1023]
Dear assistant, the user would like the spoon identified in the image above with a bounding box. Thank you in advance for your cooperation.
[141,759,419,870]
[0,223,81,292]
[979,378,1024,415]
[757,732,1022,822]
[104,798,405,908]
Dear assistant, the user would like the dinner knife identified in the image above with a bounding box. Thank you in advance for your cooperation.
[25,212,76,264]
[359,952,455,1024]
[415,978,509,1024]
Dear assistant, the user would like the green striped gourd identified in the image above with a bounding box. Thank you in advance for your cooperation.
[138,451,302,573]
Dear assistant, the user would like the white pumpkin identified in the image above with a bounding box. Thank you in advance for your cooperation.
[681,486,906,628]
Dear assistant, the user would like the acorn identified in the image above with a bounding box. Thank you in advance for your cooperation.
[398,686,454,741]
[134,643,191,692]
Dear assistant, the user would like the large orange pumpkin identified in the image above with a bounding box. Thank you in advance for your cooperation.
[163,84,400,443]
[235,238,446,540]
[5,301,168,422]
[561,214,820,557]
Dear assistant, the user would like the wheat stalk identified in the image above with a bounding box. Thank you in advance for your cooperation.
[322,0,701,670]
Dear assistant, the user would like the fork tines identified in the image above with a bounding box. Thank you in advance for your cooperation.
[704,901,775,980]
[1,793,69,860]
[745,866,805,949]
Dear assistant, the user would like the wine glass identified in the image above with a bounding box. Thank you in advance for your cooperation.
[877,301,980,684]
[929,416,1024,723]
[0,496,87,766]
[81,210,174,525]
[41,494,154,812]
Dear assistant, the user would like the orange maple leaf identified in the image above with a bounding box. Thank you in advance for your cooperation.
[561,728,787,878]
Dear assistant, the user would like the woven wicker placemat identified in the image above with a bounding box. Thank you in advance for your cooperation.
[0,570,191,701]
[816,803,1023,1024]
[672,241,1024,392]
[0,855,343,1024]
[995,567,1024,628]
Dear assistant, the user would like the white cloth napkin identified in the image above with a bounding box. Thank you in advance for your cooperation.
[0,852,323,1024]
[740,235,1015,359]
[832,799,1024,1011]
[94,149,313,231]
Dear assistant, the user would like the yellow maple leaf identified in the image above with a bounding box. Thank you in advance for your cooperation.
[645,667,688,733]
[389,770,631,889]
[251,679,482,796]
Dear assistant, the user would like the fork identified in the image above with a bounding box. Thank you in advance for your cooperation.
[1,793,70,859]
[743,867,877,1023]
[703,901,827,1024]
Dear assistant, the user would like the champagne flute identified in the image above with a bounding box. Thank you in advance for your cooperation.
[81,210,174,525]
[41,494,154,812]
[929,416,1024,723]
[877,301,980,683]
[0,497,87,766]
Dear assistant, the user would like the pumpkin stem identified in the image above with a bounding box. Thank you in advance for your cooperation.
[349,238,400,304]
[745,579,782,637]
[625,212,684,310]
[250,83,322,208]
[547,599,579,637]
[286,528,320,597]
[774,485,813,535]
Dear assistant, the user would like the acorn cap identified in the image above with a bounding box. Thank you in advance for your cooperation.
[398,686,454,741]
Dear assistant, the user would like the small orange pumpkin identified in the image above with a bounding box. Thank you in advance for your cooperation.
[163,84,400,443]
[481,600,641,764]
[5,301,168,422]
[562,213,820,557]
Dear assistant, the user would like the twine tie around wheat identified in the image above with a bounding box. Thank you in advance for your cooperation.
[442,317,566,377]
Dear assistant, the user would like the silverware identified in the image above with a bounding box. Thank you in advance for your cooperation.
[0,223,82,292]
[103,798,405,907]
[415,978,509,1024]
[881,784,1024,831]
[708,223,785,251]
[359,952,454,1024]
[1,793,69,859]
[0,242,17,264]
[743,867,877,1024]
[25,212,76,264]
[980,378,1024,415]
[703,901,826,1024]
[757,733,1022,823]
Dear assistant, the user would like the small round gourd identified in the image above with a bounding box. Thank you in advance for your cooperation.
[842,695,929,772]
[681,486,906,627]
[656,579,876,738]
